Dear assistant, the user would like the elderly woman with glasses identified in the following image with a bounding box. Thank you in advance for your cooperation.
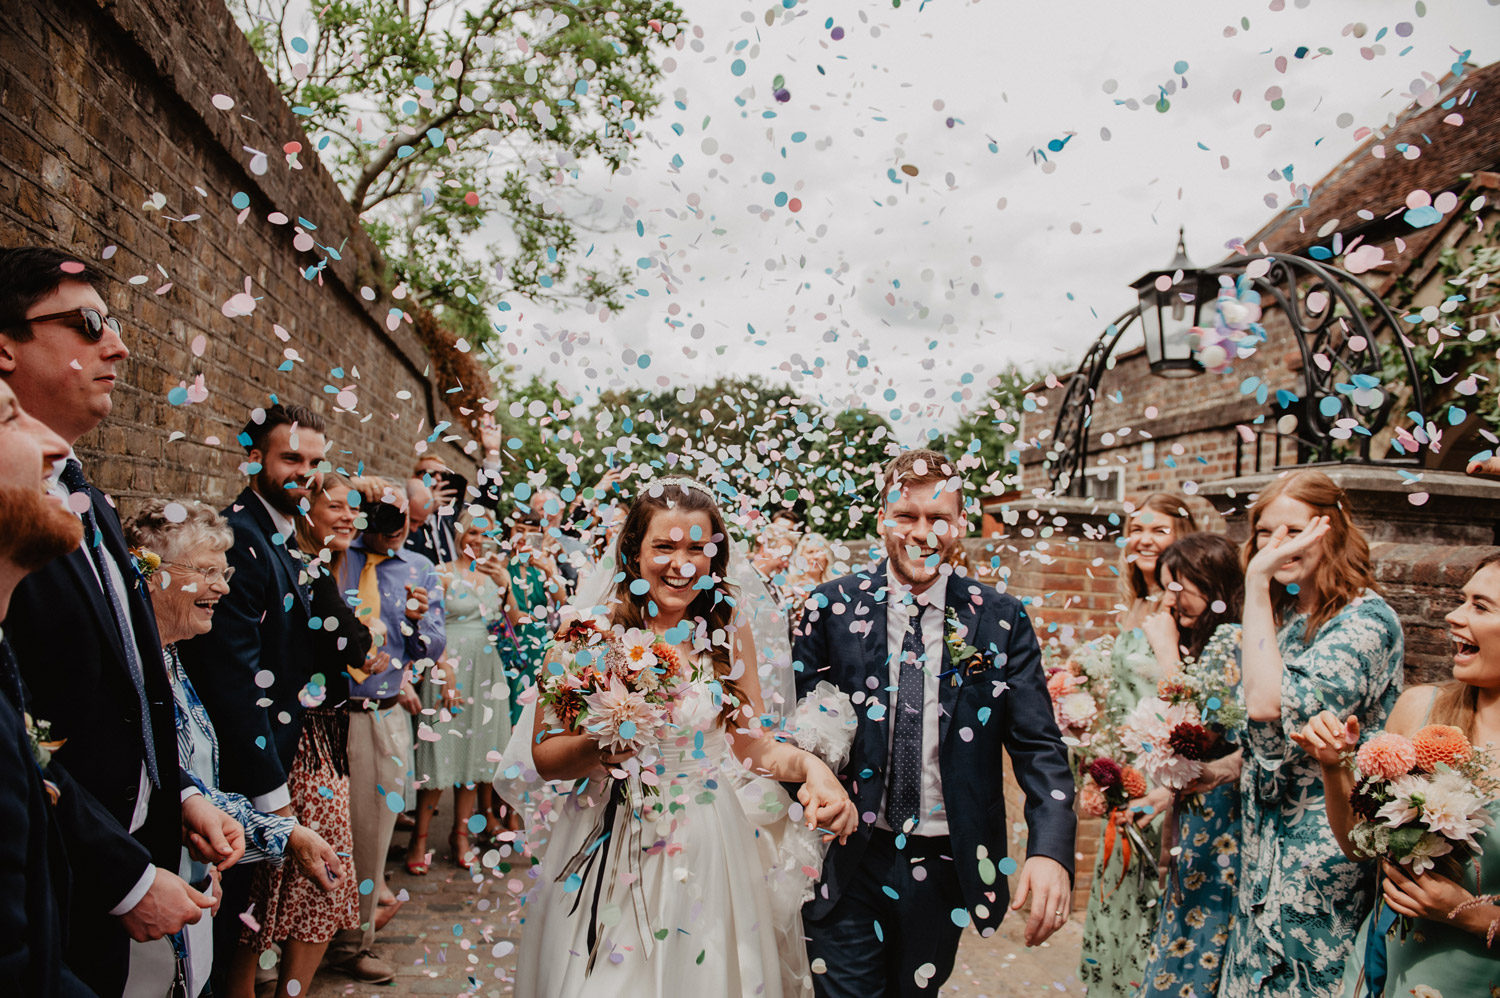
[125,499,344,997]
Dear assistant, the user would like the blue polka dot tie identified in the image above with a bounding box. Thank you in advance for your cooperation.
[886,602,925,830]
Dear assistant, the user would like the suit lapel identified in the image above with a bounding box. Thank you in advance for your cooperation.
[859,563,891,780]
[239,489,311,616]
[60,543,127,662]
[937,574,974,745]
[92,490,164,655]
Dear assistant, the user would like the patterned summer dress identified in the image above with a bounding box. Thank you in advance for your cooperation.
[1220,593,1403,998]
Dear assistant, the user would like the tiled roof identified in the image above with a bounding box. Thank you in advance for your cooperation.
[1237,60,1500,262]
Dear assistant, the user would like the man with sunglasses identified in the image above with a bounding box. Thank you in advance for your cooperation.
[0,246,244,997]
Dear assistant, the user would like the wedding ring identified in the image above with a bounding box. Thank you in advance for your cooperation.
[1054,909,1065,917]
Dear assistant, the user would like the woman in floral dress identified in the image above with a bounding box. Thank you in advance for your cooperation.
[1137,533,1245,997]
[1220,471,1403,998]
[1080,492,1198,997]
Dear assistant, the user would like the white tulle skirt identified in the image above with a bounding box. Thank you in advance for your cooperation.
[497,680,858,998]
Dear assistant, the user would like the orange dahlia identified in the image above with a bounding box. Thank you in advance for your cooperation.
[653,642,683,677]
[1120,765,1148,799]
[1079,784,1108,818]
[1355,732,1417,780]
[1411,724,1472,772]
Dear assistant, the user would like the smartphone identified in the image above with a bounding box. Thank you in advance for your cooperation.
[437,469,468,500]
[523,531,545,550]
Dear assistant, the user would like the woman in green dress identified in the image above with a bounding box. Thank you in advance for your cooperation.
[1079,492,1198,997]
[1299,553,1500,998]
[1221,471,1403,998]
[407,512,515,872]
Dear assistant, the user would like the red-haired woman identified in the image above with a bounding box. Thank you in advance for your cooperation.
[1220,471,1404,998]
[1079,492,1198,997]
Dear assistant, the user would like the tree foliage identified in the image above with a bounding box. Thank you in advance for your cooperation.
[487,375,901,540]
[933,363,1045,497]
[233,0,683,346]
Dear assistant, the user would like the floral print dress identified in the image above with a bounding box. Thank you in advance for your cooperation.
[1220,593,1403,998]
[1139,623,1242,998]
[1080,627,1166,997]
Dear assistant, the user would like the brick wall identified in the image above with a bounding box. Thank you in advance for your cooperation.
[0,0,475,511]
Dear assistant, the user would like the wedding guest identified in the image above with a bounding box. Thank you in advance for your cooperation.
[531,486,580,593]
[407,511,514,871]
[1220,470,1403,998]
[502,516,559,726]
[175,401,330,989]
[1,247,233,997]
[406,456,458,564]
[1137,533,1245,998]
[1079,492,1198,997]
[0,376,97,996]
[325,476,444,977]
[783,531,836,631]
[1296,553,1500,997]
[125,499,348,998]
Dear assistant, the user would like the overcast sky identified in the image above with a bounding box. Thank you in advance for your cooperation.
[492,0,1499,443]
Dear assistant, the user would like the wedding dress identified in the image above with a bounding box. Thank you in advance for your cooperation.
[511,658,798,996]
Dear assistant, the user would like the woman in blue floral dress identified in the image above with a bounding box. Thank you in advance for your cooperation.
[1080,493,1198,997]
[1137,533,1245,998]
[1221,471,1403,998]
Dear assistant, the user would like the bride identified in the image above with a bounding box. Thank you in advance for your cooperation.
[507,477,858,997]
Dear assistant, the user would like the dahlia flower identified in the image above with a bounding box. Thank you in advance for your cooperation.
[1356,732,1417,781]
[583,677,664,752]
[1411,724,1472,772]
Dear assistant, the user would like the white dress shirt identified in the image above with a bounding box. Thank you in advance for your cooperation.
[876,581,949,837]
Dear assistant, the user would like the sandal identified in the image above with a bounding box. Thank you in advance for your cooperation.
[404,834,430,876]
[448,831,473,871]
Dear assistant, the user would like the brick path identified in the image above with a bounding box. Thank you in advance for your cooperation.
[306,797,1086,997]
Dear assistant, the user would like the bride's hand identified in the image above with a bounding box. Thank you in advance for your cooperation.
[589,746,637,782]
[798,758,856,842]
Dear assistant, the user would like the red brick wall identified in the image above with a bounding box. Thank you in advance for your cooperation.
[0,0,472,510]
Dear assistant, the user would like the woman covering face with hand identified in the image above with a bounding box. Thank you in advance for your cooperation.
[1080,492,1197,998]
[1219,470,1404,998]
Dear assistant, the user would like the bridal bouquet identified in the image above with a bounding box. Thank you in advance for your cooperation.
[536,615,686,756]
[1119,628,1245,793]
[1345,725,1499,876]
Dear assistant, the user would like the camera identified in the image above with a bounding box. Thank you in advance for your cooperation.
[362,498,408,537]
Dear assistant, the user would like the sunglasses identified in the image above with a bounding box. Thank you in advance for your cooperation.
[18,307,123,342]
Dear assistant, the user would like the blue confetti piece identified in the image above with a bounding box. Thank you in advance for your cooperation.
[385,791,405,813]
[359,878,374,896]
[951,907,971,927]
[997,857,1019,876]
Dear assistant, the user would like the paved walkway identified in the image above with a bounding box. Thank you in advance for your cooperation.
[307,798,1086,997]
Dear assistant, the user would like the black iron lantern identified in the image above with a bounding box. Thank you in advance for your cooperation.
[1131,228,1208,378]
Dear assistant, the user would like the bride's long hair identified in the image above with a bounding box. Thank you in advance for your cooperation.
[610,481,745,723]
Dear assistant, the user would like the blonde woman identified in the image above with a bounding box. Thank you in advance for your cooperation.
[1079,492,1198,997]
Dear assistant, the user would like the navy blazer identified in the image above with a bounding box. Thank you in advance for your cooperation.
[178,487,315,800]
[0,644,95,997]
[792,561,1076,932]
[7,484,183,998]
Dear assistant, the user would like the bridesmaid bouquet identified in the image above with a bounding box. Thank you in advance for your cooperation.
[1044,635,1115,786]
[1119,629,1245,793]
[1345,725,1499,876]
[537,615,687,756]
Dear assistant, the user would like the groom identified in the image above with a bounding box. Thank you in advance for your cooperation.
[792,449,1076,996]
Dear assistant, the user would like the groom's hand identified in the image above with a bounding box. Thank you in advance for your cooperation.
[1010,856,1071,946]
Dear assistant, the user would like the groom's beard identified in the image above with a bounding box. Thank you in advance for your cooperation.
[885,537,943,592]
[0,485,84,571]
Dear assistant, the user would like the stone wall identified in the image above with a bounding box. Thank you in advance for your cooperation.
[0,0,476,511]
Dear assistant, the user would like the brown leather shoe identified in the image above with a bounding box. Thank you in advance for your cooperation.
[331,949,396,984]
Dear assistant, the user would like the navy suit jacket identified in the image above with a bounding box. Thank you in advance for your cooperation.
[0,643,95,997]
[178,487,315,799]
[792,561,1076,932]
[6,484,183,997]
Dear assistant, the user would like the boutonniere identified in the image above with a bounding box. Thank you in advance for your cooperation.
[24,713,65,804]
[129,547,161,585]
[945,606,991,678]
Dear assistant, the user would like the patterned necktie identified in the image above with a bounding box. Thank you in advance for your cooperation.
[58,458,160,787]
[886,599,926,830]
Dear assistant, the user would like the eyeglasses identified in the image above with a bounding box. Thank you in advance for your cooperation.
[161,561,236,585]
[18,307,123,342]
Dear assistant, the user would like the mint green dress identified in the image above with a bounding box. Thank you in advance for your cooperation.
[1079,627,1167,997]
[414,575,512,788]
[1381,801,1500,994]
